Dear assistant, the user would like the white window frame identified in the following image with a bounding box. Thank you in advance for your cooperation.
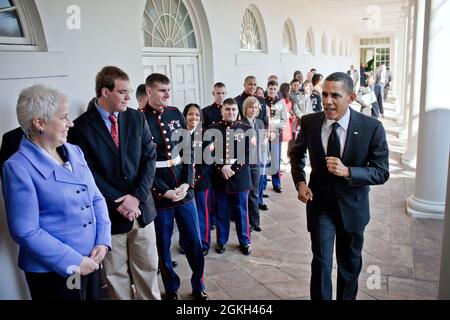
[0,0,44,50]
[141,0,198,50]
[305,27,315,56]
[331,37,337,55]
[281,19,297,54]
[321,32,328,55]
[239,5,267,53]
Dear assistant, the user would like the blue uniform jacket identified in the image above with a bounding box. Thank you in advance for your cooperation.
[143,105,195,208]
[202,103,223,130]
[209,120,253,193]
[2,137,111,277]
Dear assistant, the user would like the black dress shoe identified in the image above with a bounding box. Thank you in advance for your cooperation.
[215,244,226,254]
[164,291,178,300]
[210,222,216,230]
[263,194,269,198]
[203,248,209,256]
[252,226,262,232]
[240,244,252,255]
[179,246,186,254]
[192,290,209,300]
[259,204,268,210]
[273,187,282,193]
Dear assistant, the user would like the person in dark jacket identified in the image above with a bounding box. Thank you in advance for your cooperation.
[68,66,160,300]
[143,73,207,301]
[209,98,253,256]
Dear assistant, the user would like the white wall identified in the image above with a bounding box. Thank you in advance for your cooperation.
[201,0,353,98]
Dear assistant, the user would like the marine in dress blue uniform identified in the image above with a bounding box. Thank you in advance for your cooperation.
[201,102,223,228]
[143,104,206,299]
[192,126,213,254]
[202,102,223,129]
[209,116,253,255]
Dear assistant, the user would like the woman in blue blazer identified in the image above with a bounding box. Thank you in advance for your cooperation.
[2,84,111,300]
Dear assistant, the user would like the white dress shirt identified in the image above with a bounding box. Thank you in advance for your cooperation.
[321,107,350,158]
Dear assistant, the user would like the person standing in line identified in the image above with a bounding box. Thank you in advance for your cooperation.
[241,96,265,232]
[3,84,111,300]
[143,73,207,301]
[68,66,161,300]
[183,103,212,255]
[235,75,269,129]
[209,98,253,255]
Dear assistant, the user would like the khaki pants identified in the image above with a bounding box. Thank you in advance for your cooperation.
[103,221,161,300]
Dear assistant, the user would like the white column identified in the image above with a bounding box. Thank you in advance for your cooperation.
[396,19,406,114]
[402,0,426,168]
[396,6,410,120]
[399,1,414,136]
[406,0,450,219]
[438,154,450,299]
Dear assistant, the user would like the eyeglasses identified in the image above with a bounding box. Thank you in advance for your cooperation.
[112,89,133,95]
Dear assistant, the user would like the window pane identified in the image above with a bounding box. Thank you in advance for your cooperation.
[142,0,197,49]
[282,22,294,53]
[0,9,23,37]
[0,0,13,10]
[240,9,262,51]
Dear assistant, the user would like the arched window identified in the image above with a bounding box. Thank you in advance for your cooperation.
[240,6,267,52]
[321,32,328,55]
[331,37,337,55]
[142,0,197,49]
[305,27,315,55]
[339,40,344,56]
[346,42,350,56]
[282,19,296,54]
[0,0,44,49]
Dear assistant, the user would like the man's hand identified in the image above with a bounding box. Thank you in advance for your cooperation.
[79,257,99,276]
[221,165,235,179]
[164,189,186,202]
[176,183,190,194]
[90,245,109,264]
[325,157,350,177]
[297,182,313,203]
[381,113,385,119]
[115,194,141,221]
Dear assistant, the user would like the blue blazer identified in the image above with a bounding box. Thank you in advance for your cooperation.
[2,137,111,277]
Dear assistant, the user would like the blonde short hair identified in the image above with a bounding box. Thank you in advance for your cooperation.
[242,96,260,118]
[16,84,67,135]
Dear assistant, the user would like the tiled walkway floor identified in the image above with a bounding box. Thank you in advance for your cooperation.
[165,99,444,300]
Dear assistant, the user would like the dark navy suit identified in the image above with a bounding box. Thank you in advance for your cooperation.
[0,127,24,178]
[290,108,389,300]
